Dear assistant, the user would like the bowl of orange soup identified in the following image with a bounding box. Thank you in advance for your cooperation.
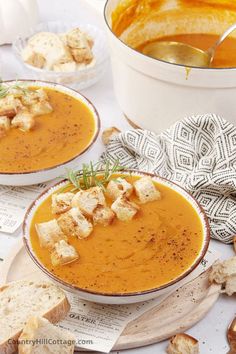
[0,80,100,186]
[104,0,236,132]
[23,170,210,304]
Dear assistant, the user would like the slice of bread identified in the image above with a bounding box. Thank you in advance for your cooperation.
[18,316,75,354]
[0,280,70,354]
[166,333,199,354]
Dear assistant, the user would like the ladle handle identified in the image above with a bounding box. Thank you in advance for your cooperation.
[208,23,236,60]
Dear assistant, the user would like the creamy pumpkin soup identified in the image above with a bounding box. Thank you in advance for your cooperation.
[0,85,96,173]
[30,174,204,294]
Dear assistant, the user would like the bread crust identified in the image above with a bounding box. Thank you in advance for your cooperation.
[0,281,70,354]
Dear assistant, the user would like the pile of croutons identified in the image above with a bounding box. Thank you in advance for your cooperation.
[0,87,53,136]
[35,176,161,267]
[22,28,95,72]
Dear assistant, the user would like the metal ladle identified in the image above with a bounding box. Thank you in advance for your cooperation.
[142,23,236,67]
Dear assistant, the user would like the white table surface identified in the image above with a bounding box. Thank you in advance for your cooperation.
[0,1,235,353]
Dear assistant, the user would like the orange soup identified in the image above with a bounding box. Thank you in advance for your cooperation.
[138,34,236,68]
[30,175,204,294]
[0,87,96,173]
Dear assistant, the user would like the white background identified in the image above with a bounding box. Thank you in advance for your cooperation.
[0,0,235,353]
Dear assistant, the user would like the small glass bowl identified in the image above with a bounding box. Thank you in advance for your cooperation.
[13,21,109,90]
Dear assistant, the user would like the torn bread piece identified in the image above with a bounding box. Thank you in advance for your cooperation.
[0,95,22,118]
[166,333,199,354]
[102,127,120,145]
[57,207,93,239]
[209,257,236,284]
[224,274,236,296]
[30,101,53,116]
[21,46,46,69]
[35,219,67,249]
[111,195,139,221]
[0,116,10,138]
[71,187,106,217]
[18,316,75,354]
[51,240,78,266]
[11,110,35,132]
[71,47,93,64]
[51,192,74,214]
[93,205,115,226]
[66,28,94,49]
[134,176,161,204]
[106,177,133,200]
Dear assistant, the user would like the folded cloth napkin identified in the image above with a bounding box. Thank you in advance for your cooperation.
[102,113,236,244]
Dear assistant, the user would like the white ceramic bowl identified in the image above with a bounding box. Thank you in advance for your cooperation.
[23,171,210,304]
[13,22,109,90]
[0,80,100,186]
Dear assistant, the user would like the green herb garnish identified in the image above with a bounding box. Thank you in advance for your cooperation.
[0,79,29,99]
[60,159,125,193]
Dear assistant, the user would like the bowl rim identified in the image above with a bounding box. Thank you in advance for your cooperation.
[23,169,211,298]
[13,21,109,75]
[103,0,236,71]
[0,79,101,175]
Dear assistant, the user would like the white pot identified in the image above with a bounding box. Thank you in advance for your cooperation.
[103,0,236,133]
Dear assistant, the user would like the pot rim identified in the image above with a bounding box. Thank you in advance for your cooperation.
[23,169,210,298]
[103,0,236,72]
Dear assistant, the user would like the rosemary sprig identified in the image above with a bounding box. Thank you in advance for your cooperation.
[60,160,125,193]
[0,79,29,99]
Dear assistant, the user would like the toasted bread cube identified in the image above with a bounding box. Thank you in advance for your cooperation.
[224,275,236,296]
[167,333,199,354]
[11,109,35,131]
[102,127,120,145]
[51,240,79,266]
[111,195,139,221]
[66,28,94,49]
[51,192,74,215]
[58,207,93,239]
[209,257,236,284]
[0,95,22,118]
[134,176,161,204]
[21,46,46,68]
[106,178,133,200]
[71,47,93,64]
[30,101,53,116]
[35,219,67,249]
[0,116,10,138]
[93,206,115,226]
[71,187,106,217]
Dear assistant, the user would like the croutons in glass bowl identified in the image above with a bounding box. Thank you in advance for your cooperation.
[13,22,109,90]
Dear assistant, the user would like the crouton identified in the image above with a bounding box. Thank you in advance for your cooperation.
[102,127,120,145]
[166,333,199,354]
[0,116,10,138]
[51,192,74,214]
[66,28,94,49]
[93,205,115,226]
[11,109,35,131]
[111,195,139,221]
[134,176,161,204]
[106,178,133,200]
[70,47,93,64]
[21,46,46,68]
[224,275,236,296]
[50,240,79,266]
[209,257,236,284]
[71,187,106,217]
[57,207,93,239]
[30,101,53,116]
[0,95,22,118]
[35,219,67,249]
[53,61,77,72]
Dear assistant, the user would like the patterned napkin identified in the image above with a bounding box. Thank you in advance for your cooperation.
[102,113,236,244]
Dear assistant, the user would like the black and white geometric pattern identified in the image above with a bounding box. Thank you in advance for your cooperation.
[102,113,236,244]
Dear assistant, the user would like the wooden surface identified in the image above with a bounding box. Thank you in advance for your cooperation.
[2,243,221,351]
